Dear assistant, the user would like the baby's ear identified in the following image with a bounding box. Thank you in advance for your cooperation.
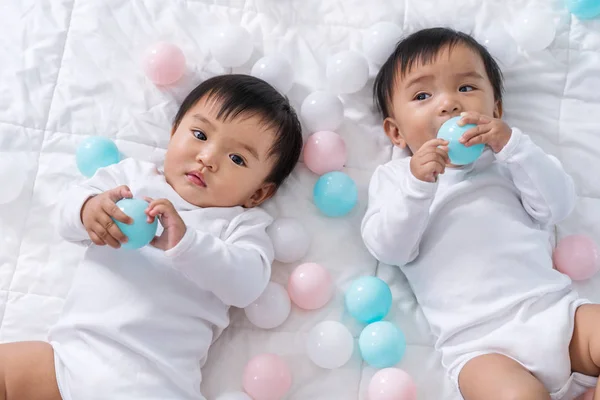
[243,182,276,208]
[383,118,407,148]
[494,101,503,119]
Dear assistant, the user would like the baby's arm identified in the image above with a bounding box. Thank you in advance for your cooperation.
[164,209,273,308]
[495,128,576,225]
[361,160,437,267]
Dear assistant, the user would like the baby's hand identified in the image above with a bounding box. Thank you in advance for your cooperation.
[144,198,186,251]
[458,112,512,153]
[81,185,133,248]
[410,138,450,183]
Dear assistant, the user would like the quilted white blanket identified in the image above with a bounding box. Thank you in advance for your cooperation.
[1,0,599,399]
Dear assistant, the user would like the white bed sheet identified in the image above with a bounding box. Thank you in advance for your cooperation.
[0,0,599,399]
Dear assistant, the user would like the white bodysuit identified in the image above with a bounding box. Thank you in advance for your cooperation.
[361,128,596,399]
[50,158,274,400]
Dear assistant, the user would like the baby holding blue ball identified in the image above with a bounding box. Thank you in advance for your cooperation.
[0,75,302,400]
[363,28,600,400]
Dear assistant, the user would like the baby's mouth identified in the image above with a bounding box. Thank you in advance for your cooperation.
[186,171,206,188]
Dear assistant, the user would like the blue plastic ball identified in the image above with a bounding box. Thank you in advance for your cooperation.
[566,0,600,19]
[76,137,120,177]
[345,276,392,324]
[359,321,406,368]
[113,198,158,250]
[437,116,483,165]
[313,171,358,217]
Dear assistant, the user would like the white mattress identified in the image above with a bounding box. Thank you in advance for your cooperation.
[1,0,599,399]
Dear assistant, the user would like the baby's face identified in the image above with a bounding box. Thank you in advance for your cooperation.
[385,44,500,154]
[163,97,276,208]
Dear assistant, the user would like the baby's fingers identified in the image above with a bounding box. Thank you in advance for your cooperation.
[435,147,450,164]
[102,199,132,225]
[91,223,121,249]
[88,230,106,246]
[422,138,449,150]
[460,125,489,145]
[458,112,492,126]
[98,214,128,244]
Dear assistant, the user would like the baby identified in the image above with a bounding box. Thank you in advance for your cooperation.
[362,28,600,400]
[0,74,302,400]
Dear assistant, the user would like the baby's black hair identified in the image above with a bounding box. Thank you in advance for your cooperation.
[173,74,303,188]
[373,27,504,119]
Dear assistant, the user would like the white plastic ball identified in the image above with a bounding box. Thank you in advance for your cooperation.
[326,51,369,94]
[266,217,310,263]
[216,392,252,400]
[210,25,254,68]
[300,91,344,133]
[251,55,294,94]
[510,10,556,52]
[244,282,291,329]
[0,154,27,205]
[362,22,402,65]
[306,321,354,369]
[478,24,519,67]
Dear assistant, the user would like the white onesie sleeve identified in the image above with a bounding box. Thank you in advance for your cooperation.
[495,128,576,225]
[164,209,274,308]
[361,160,437,267]
[56,159,139,243]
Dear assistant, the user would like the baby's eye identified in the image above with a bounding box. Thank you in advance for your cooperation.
[459,85,474,92]
[192,130,207,140]
[230,154,246,166]
[414,93,431,101]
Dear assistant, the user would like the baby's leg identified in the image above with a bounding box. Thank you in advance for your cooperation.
[570,304,600,400]
[0,341,61,400]
[458,353,550,400]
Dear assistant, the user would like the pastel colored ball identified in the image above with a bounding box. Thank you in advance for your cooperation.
[510,9,556,52]
[313,171,358,217]
[266,218,310,263]
[566,0,600,20]
[478,24,519,67]
[244,282,291,329]
[306,321,354,369]
[554,235,600,281]
[210,25,253,68]
[368,368,417,400]
[251,55,294,94]
[345,276,392,324]
[362,22,403,66]
[242,354,292,400]
[76,137,120,178]
[216,392,252,400]
[113,198,158,250]
[437,116,483,165]
[359,321,407,369]
[288,262,333,310]
[326,51,369,94]
[143,42,186,86]
[303,131,347,175]
[300,91,344,133]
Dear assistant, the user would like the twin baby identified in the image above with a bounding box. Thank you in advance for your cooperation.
[1,28,598,400]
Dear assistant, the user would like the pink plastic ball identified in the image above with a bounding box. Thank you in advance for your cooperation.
[368,368,417,400]
[554,234,600,281]
[242,354,292,400]
[287,262,333,310]
[303,131,347,175]
[143,42,186,86]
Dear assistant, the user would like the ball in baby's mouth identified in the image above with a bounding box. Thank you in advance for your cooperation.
[437,116,484,165]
